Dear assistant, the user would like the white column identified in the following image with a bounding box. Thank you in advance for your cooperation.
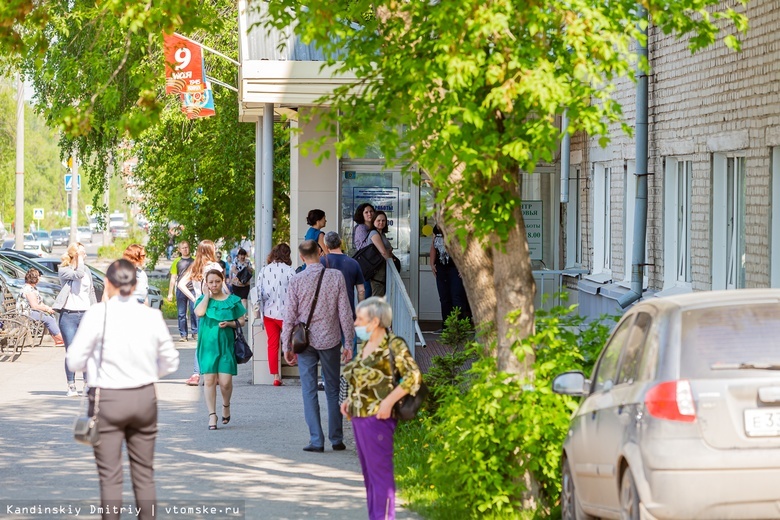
[70,149,78,244]
[261,103,274,263]
[254,118,263,271]
[15,76,24,249]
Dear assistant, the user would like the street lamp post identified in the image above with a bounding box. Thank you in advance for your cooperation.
[15,75,24,249]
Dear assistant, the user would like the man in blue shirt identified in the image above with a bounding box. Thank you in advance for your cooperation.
[320,232,365,317]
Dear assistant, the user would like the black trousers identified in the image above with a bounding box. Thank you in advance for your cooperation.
[435,261,472,322]
[89,384,157,520]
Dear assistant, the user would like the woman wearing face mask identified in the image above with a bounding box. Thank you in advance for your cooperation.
[340,297,422,520]
[194,269,246,430]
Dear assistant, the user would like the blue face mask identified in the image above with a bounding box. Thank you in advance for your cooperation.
[355,325,371,341]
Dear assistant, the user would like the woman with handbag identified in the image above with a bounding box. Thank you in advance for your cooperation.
[340,297,422,520]
[194,269,246,430]
[352,202,376,298]
[258,243,295,386]
[65,259,180,520]
[229,247,253,314]
[367,211,394,297]
[57,242,97,397]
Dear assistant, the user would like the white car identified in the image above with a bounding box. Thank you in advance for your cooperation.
[77,227,93,243]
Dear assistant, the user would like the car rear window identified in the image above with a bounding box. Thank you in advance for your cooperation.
[680,303,780,378]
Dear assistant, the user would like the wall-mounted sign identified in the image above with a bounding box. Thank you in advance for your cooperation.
[522,200,543,261]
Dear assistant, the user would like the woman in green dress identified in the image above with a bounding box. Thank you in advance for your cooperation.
[194,269,246,430]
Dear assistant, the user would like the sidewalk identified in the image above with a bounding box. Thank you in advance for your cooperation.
[0,320,419,520]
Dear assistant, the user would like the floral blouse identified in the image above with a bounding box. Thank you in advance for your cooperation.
[343,333,422,418]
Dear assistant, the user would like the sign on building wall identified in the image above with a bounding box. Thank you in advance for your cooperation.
[522,200,543,261]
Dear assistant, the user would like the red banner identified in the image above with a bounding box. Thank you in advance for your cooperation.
[163,33,206,95]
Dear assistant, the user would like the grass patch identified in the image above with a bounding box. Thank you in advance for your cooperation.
[149,278,177,320]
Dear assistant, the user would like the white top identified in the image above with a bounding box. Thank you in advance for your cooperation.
[191,261,224,299]
[258,262,295,320]
[63,260,94,311]
[133,268,149,303]
[66,297,180,389]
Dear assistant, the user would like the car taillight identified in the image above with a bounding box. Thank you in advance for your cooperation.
[644,380,696,422]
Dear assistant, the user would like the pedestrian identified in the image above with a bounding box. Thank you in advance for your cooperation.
[167,241,199,385]
[320,232,365,354]
[56,242,97,396]
[305,209,329,255]
[430,224,472,328]
[165,227,176,260]
[65,259,180,520]
[178,240,226,385]
[122,244,148,305]
[341,297,423,520]
[257,243,296,386]
[352,202,376,298]
[215,250,229,275]
[18,268,64,346]
[194,269,246,430]
[367,210,394,297]
[281,240,355,452]
[229,248,253,314]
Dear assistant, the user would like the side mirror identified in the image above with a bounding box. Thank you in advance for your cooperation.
[553,371,589,397]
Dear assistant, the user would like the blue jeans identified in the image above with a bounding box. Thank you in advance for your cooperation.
[176,290,200,374]
[59,310,86,384]
[30,310,60,335]
[297,344,343,448]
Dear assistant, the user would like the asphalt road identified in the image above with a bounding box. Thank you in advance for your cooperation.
[0,325,419,520]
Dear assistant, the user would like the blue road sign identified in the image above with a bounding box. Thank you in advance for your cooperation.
[64,174,82,191]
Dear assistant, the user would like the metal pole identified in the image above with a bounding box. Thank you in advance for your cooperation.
[70,149,79,244]
[261,103,274,265]
[254,118,263,271]
[560,109,571,204]
[618,4,649,309]
[15,76,24,249]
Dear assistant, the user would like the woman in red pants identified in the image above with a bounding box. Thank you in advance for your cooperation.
[257,243,295,385]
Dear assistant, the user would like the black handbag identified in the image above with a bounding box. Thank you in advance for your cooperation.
[352,244,385,280]
[387,336,429,420]
[234,320,253,364]
[73,304,107,447]
[236,265,252,285]
[291,269,326,354]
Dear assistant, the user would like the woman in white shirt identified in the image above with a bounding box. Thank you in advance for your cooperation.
[177,239,224,302]
[56,242,97,397]
[258,243,295,386]
[66,259,179,520]
[123,244,149,304]
[19,268,64,346]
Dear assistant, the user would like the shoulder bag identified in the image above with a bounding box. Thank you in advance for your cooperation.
[352,243,385,280]
[234,320,253,364]
[73,304,107,446]
[236,265,252,285]
[387,336,429,421]
[291,269,326,354]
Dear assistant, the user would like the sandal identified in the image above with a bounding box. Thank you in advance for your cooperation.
[222,404,231,425]
[208,413,218,430]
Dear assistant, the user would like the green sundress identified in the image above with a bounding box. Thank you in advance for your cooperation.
[195,294,247,375]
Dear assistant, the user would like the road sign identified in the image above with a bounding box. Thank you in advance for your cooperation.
[64,174,82,192]
[33,208,44,220]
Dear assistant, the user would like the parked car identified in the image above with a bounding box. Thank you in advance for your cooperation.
[110,225,129,241]
[0,260,59,307]
[0,255,60,287]
[553,289,780,520]
[31,231,52,253]
[2,239,15,249]
[51,229,68,247]
[77,227,93,243]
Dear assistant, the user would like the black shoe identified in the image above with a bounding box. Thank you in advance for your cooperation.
[332,442,346,451]
[317,381,325,391]
[302,444,324,453]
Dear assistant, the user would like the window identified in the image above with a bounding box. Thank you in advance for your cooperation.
[616,312,652,385]
[712,155,746,290]
[663,159,693,289]
[593,317,633,393]
[592,164,612,274]
[565,167,582,267]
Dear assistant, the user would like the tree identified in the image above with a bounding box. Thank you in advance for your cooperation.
[263,0,747,373]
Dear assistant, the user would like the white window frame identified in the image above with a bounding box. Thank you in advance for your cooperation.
[772,148,780,287]
[565,167,582,268]
[712,154,746,290]
[592,163,612,276]
[621,161,649,287]
[663,158,693,290]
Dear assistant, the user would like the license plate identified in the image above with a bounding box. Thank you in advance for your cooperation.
[744,409,780,437]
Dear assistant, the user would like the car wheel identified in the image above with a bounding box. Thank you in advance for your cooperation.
[562,458,595,520]
[620,469,640,520]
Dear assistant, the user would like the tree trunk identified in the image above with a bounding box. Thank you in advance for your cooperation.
[438,166,536,375]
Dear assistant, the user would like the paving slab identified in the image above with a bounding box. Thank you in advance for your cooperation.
[0,320,419,520]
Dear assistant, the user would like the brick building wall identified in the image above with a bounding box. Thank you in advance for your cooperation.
[571,0,779,294]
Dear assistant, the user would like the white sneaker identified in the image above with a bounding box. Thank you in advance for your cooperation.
[66,384,78,397]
